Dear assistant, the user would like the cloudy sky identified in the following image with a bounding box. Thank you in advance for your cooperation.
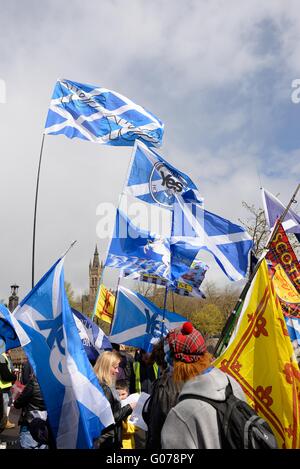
[1,0,300,303]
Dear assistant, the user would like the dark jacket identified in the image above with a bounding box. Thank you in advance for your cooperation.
[142,370,182,449]
[21,360,33,386]
[117,352,135,393]
[95,383,132,449]
[0,353,16,391]
[0,388,5,433]
[14,376,46,426]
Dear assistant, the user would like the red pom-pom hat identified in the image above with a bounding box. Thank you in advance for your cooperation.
[166,322,207,363]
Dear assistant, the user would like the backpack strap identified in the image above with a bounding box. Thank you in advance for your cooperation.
[178,378,236,447]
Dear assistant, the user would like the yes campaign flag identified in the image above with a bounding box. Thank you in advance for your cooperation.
[12,258,114,449]
[124,141,202,208]
[44,79,164,147]
[0,304,20,353]
[109,286,186,351]
[72,308,112,362]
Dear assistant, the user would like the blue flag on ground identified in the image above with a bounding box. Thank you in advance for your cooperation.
[109,286,186,352]
[12,258,114,449]
[72,308,112,362]
[44,79,164,147]
[171,197,253,281]
[0,304,20,353]
[124,141,202,208]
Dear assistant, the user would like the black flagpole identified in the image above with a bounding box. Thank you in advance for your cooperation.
[32,134,46,289]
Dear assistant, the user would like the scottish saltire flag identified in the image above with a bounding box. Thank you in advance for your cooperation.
[72,308,112,362]
[44,79,164,147]
[105,208,200,282]
[105,208,171,280]
[109,286,185,351]
[172,197,253,281]
[0,304,20,353]
[124,141,202,208]
[12,258,114,449]
[262,187,300,235]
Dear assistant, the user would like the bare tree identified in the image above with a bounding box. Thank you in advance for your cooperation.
[239,201,300,258]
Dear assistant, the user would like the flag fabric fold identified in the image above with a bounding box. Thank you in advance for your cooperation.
[122,259,208,298]
[262,187,300,234]
[214,259,300,449]
[0,304,20,352]
[12,258,114,449]
[109,286,186,351]
[72,308,112,362]
[44,79,164,147]
[104,208,171,280]
[266,221,300,347]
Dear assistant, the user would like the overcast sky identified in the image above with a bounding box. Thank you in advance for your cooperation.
[1,0,300,303]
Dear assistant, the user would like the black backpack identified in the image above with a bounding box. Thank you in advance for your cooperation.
[179,379,278,449]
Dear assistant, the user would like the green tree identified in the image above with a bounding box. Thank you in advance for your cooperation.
[190,304,225,338]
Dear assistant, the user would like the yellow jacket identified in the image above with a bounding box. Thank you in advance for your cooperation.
[121,418,136,449]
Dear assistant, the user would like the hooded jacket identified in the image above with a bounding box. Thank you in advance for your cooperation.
[161,367,245,449]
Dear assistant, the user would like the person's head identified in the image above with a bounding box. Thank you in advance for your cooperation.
[111,343,120,352]
[94,350,122,386]
[115,379,129,400]
[165,322,212,383]
[140,349,153,365]
[150,340,167,370]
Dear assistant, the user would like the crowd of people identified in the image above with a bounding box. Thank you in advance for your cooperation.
[0,322,252,450]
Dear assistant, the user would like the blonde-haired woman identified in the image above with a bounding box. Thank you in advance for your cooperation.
[94,350,135,449]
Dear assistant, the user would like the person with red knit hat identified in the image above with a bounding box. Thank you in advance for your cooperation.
[161,322,246,449]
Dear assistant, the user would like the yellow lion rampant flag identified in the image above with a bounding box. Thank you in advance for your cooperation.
[94,284,115,324]
[214,259,300,449]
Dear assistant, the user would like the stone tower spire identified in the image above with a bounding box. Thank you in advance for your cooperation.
[8,284,19,312]
[93,244,100,268]
[89,244,102,310]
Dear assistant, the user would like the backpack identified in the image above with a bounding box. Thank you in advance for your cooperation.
[179,379,278,449]
[28,418,49,446]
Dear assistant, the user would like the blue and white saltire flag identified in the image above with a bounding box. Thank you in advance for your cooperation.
[285,317,300,348]
[105,208,171,280]
[0,304,20,353]
[172,197,253,281]
[109,286,186,352]
[44,79,164,147]
[105,208,200,282]
[262,187,300,236]
[12,258,114,449]
[72,308,112,362]
[124,141,202,208]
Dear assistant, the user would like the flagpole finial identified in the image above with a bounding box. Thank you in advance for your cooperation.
[61,240,77,259]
